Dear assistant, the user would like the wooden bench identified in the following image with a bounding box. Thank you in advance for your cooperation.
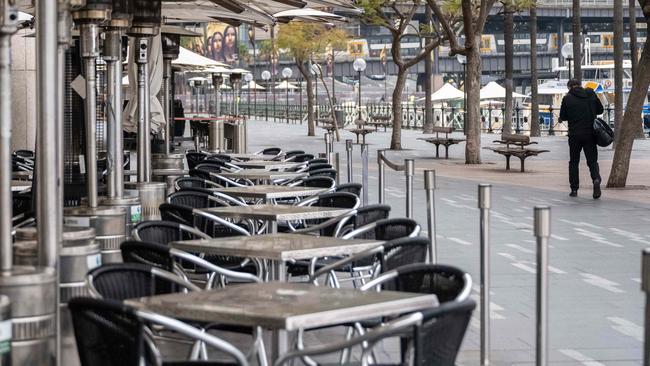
[320,123,338,134]
[368,115,391,131]
[483,134,549,172]
[417,126,466,159]
[349,127,374,144]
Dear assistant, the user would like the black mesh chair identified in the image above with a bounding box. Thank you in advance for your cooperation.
[307,163,332,172]
[290,192,360,235]
[285,153,314,163]
[342,217,421,241]
[195,162,223,173]
[289,176,336,189]
[360,264,474,366]
[168,190,228,209]
[284,150,305,159]
[256,147,283,157]
[120,241,261,286]
[176,187,247,206]
[174,177,219,191]
[186,152,208,170]
[133,220,210,245]
[86,263,200,301]
[338,204,392,239]
[190,168,252,188]
[309,168,337,180]
[201,158,242,172]
[69,297,249,366]
[335,183,363,198]
[307,158,328,165]
[159,203,194,226]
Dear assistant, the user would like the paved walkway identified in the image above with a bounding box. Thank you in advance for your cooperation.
[244,118,649,365]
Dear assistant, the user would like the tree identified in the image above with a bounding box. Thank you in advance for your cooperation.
[614,0,624,141]
[503,1,514,134]
[529,3,540,137]
[572,0,581,82]
[428,0,498,163]
[607,0,650,187]
[357,0,448,149]
[276,22,348,137]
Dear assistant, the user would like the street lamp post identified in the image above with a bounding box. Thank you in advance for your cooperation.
[282,67,293,124]
[456,54,467,135]
[311,63,322,121]
[261,70,271,121]
[561,42,574,80]
[353,58,367,122]
[244,73,253,117]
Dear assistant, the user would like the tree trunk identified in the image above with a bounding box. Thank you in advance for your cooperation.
[302,68,315,137]
[423,5,434,134]
[530,6,540,137]
[572,0,582,82]
[614,0,624,134]
[465,38,482,164]
[318,72,340,141]
[630,0,638,77]
[390,68,408,150]
[504,5,514,134]
[607,34,650,187]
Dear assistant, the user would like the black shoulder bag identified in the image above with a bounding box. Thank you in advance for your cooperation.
[589,93,614,147]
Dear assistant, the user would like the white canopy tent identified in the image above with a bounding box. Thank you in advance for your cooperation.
[480,81,527,100]
[173,47,229,69]
[273,8,346,22]
[275,80,299,90]
[242,80,266,90]
[417,83,464,103]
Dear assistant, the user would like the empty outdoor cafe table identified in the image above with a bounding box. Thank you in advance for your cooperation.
[211,185,326,203]
[125,282,438,361]
[235,160,303,171]
[203,204,351,233]
[171,233,382,282]
[11,180,31,192]
[218,169,306,184]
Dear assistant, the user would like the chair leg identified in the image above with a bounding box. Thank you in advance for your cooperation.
[339,326,355,364]
[256,327,269,366]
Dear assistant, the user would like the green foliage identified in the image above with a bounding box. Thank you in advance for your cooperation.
[258,39,277,61]
[356,0,391,26]
[276,22,349,63]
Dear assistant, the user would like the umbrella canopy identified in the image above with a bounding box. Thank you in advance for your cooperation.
[480,81,527,100]
[417,83,463,102]
[242,80,266,90]
[273,8,346,22]
[173,47,229,69]
[275,80,299,90]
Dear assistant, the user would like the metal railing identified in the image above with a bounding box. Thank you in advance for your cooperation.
[377,150,414,218]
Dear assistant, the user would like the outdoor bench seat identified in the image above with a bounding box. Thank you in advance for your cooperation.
[417,126,465,159]
[484,134,549,172]
[349,127,374,144]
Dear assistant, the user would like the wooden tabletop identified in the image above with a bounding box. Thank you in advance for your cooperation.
[203,204,351,221]
[126,282,438,330]
[171,233,382,261]
[211,185,325,200]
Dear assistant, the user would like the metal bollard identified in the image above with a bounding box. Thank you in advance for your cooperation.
[194,134,200,152]
[361,144,369,206]
[346,139,353,183]
[424,170,437,263]
[324,133,332,158]
[535,206,550,366]
[642,249,650,365]
[478,184,491,366]
[405,159,414,218]
[378,150,385,204]
[329,152,340,185]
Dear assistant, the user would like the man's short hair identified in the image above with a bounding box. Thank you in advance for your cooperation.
[567,79,581,89]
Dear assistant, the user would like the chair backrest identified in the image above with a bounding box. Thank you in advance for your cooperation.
[296,176,336,189]
[168,190,225,209]
[208,153,232,162]
[354,204,391,229]
[189,168,218,183]
[159,203,194,226]
[374,218,420,241]
[186,152,208,170]
[314,192,359,210]
[414,299,476,366]
[284,150,305,159]
[69,297,152,366]
[289,153,314,163]
[121,241,175,273]
[335,183,363,198]
[87,263,191,300]
[309,168,337,180]
[133,220,208,245]
[307,158,328,165]
[174,177,211,191]
[377,263,472,303]
[380,237,430,274]
[195,162,223,173]
[261,147,282,156]
[307,163,332,172]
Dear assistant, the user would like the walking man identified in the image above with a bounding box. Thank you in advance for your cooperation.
[559,79,604,199]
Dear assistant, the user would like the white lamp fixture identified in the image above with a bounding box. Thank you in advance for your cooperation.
[353,57,366,72]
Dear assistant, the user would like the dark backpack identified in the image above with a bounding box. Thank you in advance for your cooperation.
[588,93,614,147]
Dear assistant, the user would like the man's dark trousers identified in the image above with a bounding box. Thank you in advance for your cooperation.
[568,134,601,190]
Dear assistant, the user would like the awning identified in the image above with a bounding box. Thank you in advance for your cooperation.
[416,83,463,102]
[275,80,299,90]
[480,81,527,100]
[173,47,230,69]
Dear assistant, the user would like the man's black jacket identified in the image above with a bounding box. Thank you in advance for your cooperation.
[559,87,604,136]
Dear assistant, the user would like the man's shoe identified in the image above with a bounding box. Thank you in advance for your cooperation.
[569,190,578,197]
[593,179,602,199]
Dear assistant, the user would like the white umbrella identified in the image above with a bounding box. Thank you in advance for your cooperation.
[275,80,299,90]
[416,83,463,102]
[273,8,346,21]
[173,47,229,69]
[242,80,266,90]
[480,81,527,100]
